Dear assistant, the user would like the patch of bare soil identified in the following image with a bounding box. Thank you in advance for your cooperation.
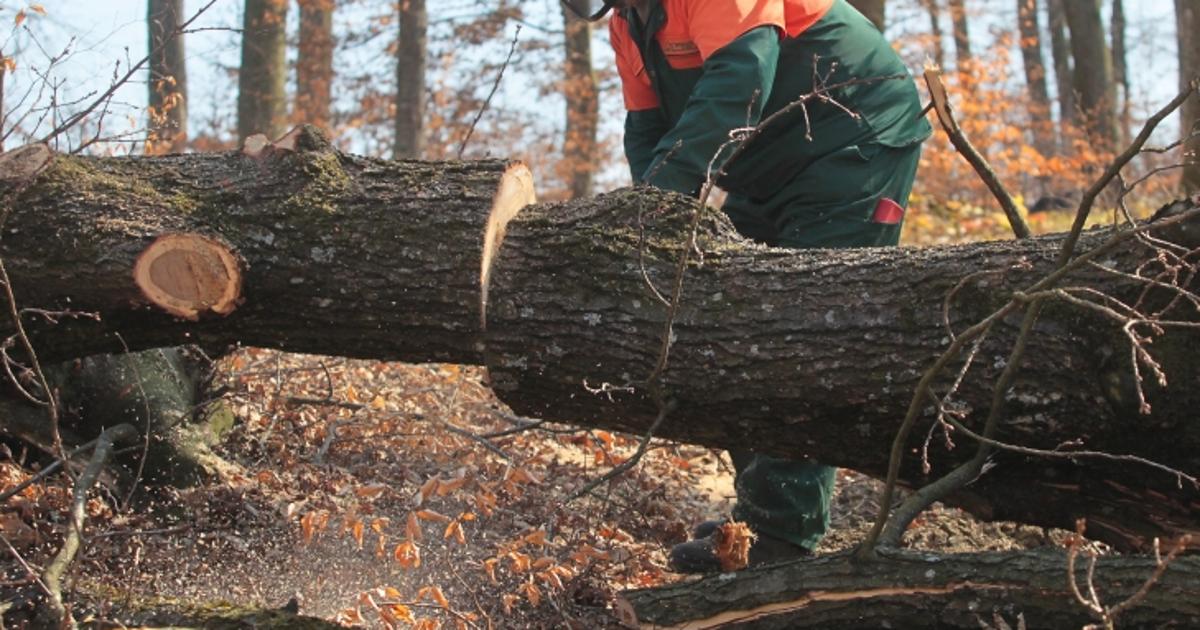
[3,349,1091,628]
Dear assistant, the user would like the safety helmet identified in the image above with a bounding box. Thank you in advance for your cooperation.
[561,0,617,22]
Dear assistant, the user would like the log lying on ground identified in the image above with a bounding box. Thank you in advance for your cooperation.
[0,132,1196,552]
[484,190,1200,552]
[0,126,535,363]
[616,548,1200,629]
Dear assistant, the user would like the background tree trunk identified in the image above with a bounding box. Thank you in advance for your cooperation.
[619,548,1200,629]
[559,6,598,199]
[1112,0,1131,145]
[237,0,289,140]
[1062,0,1119,148]
[948,0,972,75]
[147,0,188,153]
[393,0,427,159]
[0,148,1196,552]
[922,0,946,71]
[1178,0,1200,193]
[295,0,334,132]
[847,0,886,31]
[1047,0,1076,130]
[1016,0,1052,156]
[0,48,6,153]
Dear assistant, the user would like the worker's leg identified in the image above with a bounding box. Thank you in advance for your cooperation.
[728,449,836,550]
[720,141,922,551]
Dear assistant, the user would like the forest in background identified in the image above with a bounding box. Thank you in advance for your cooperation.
[1,0,1197,238]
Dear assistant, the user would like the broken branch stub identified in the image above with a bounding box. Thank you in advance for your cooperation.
[0,143,54,183]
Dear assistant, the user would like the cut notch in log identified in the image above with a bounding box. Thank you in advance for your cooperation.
[479,161,536,329]
[132,233,242,321]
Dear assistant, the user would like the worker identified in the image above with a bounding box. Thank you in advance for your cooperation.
[561,0,931,572]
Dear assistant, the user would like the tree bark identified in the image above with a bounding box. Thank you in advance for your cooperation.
[847,0,885,31]
[1112,0,1131,145]
[147,0,188,153]
[296,0,335,132]
[922,0,946,72]
[0,47,6,154]
[617,548,1200,629]
[394,0,427,160]
[1047,0,1076,130]
[560,6,599,199]
[0,140,1197,552]
[237,0,289,140]
[1016,0,1052,156]
[1178,0,1200,193]
[0,128,534,366]
[947,0,971,75]
[1062,0,1119,148]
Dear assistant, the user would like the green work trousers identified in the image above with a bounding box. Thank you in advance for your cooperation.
[725,140,923,550]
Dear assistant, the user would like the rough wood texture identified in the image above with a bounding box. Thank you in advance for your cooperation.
[483,189,1200,551]
[617,549,1200,629]
[0,139,1196,551]
[0,127,535,365]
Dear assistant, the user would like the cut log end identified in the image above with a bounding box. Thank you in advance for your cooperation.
[133,234,242,321]
[480,162,536,328]
[0,143,54,183]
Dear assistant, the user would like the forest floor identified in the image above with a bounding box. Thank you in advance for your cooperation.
[4,349,1103,629]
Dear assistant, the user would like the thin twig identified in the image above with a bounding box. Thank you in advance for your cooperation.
[923,69,1031,239]
[564,400,673,502]
[36,0,218,145]
[457,25,521,159]
[859,83,1200,554]
[42,423,135,629]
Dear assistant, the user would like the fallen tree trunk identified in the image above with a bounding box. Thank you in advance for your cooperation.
[0,127,535,363]
[616,548,1200,629]
[0,133,1196,551]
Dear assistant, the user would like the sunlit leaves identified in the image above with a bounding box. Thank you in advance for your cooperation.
[393,539,421,569]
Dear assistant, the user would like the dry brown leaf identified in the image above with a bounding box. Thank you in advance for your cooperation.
[354,484,387,499]
[417,477,439,505]
[394,540,421,569]
[416,509,451,523]
[436,474,469,496]
[334,607,365,626]
[443,520,465,545]
[521,582,541,607]
[419,585,450,609]
[483,558,499,584]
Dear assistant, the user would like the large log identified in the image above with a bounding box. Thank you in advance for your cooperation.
[483,190,1200,552]
[616,548,1200,629]
[0,127,535,363]
[0,132,1196,552]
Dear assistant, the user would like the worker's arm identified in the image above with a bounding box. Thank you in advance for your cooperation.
[625,109,671,184]
[611,15,669,184]
[644,25,780,195]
